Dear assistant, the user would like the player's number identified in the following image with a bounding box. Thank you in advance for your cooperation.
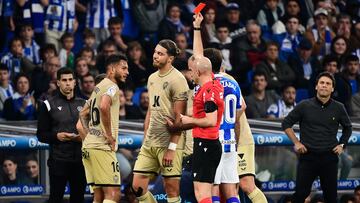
[221,94,237,124]
[90,98,100,126]
[152,95,160,107]
[111,161,120,172]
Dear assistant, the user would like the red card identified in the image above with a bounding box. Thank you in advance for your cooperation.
[193,3,206,14]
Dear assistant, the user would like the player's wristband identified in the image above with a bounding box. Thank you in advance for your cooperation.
[194,27,201,30]
[168,142,177,151]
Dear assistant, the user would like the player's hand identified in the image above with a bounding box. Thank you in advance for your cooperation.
[180,114,192,125]
[193,12,203,28]
[333,144,344,155]
[57,132,73,142]
[294,142,307,154]
[106,136,116,151]
[162,149,175,167]
[165,117,177,133]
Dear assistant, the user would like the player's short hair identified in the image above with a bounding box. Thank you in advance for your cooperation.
[95,74,107,85]
[105,54,128,70]
[204,48,223,73]
[315,71,336,88]
[158,39,180,57]
[57,68,74,80]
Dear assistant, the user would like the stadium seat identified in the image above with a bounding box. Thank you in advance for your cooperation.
[132,87,147,106]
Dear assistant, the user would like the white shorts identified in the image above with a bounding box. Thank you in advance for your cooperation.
[214,152,239,184]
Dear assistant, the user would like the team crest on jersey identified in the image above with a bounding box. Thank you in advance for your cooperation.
[163,82,169,90]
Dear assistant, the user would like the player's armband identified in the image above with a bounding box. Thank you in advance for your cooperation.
[204,101,218,113]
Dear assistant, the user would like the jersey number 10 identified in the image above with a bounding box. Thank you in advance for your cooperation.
[221,94,237,125]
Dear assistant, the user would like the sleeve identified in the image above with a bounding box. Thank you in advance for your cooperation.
[36,101,59,144]
[171,75,189,101]
[338,104,352,146]
[281,101,304,130]
[236,84,242,110]
[104,85,118,98]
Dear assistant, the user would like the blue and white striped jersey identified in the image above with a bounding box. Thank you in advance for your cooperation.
[215,73,242,153]
[45,0,75,32]
[86,0,116,29]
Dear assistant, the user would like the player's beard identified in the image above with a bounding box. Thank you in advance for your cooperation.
[153,60,166,69]
[114,73,126,89]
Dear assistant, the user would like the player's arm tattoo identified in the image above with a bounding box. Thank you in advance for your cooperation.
[79,103,90,132]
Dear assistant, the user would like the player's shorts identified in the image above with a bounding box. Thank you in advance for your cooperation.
[237,144,255,177]
[214,152,239,184]
[133,145,183,178]
[192,138,222,183]
[82,148,121,186]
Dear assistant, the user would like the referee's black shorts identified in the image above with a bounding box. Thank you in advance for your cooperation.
[192,138,222,183]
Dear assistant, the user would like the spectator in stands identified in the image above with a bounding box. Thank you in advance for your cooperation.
[31,56,61,100]
[132,0,167,56]
[105,17,131,53]
[158,3,190,42]
[78,47,97,75]
[336,14,352,40]
[322,54,352,113]
[200,4,216,46]
[350,21,360,58]
[255,41,295,91]
[208,23,233,72]
[0,0,15,55]
[273,15,303,62]
[354,185,360,203]
[305,8,335,60]
[80,0,116,46]
[44,0,76,51]
[231,20,267,84]
[119,88,143,120]
[174,33,192,62]
[179,0,195,27]
[331,36,350,69]
[20,23,41,65]
[96,40,118,73]
[267,85,296,119]
[16,0,47,46]
[59,33,75,69]
[0,64,14,118]
[245,71,280,118]
[38,43,58,65]
[124,87,134,106]
[139,90,149,118]
[257,0,283,39]
[74,57,89,79]
[1,37,35,81]
[82,29,97,55]
[25,157,39,184]
[224,2,246,40]
[78,73,95,100]
[280,0,306,31]
[288,38,321,90]
[339,194,355,203]
[342,55,360,95]
[3,74,36,121]
[2,157,31,185]
[126,41,152,88]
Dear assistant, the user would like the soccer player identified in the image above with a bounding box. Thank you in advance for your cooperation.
[131,39,189,203]
[78,54,129,203]
[193,13,268,203]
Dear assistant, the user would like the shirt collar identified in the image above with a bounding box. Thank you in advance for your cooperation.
[314,96,332,107]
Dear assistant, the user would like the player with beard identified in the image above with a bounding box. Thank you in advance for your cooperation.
[78,54,129,203]
[131,39,189,203]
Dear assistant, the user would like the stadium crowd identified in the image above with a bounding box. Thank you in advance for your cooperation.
[0,0,360,202]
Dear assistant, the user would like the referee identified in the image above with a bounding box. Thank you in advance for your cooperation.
[37,68,86,203]
[282,71,352,203]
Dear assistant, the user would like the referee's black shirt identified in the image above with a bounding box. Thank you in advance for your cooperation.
[282,97,352,152]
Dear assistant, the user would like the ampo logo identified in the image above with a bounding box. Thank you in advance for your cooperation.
[261,183,267,189]
[289,181,295,189]
[268,182,274,190]
[349,135,358,144]
[257,135,265,144]
[29,138,37,148]
[1,186,6,194]
[354,180,360,187]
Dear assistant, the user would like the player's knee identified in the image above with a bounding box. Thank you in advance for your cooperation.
[164,181,180,196]
[239,178,255,194]
[104,188,121,201]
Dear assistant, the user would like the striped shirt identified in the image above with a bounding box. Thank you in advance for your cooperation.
[23,40,40,65]
[86,0,116,29]
[21,0,46,33]
[1,0,13,17]
[215,74,242,153]
[45,0,75,32]
[1,53,21,79]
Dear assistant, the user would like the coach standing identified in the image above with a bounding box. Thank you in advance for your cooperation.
[282,71,352,203]
[37,68,86,203]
